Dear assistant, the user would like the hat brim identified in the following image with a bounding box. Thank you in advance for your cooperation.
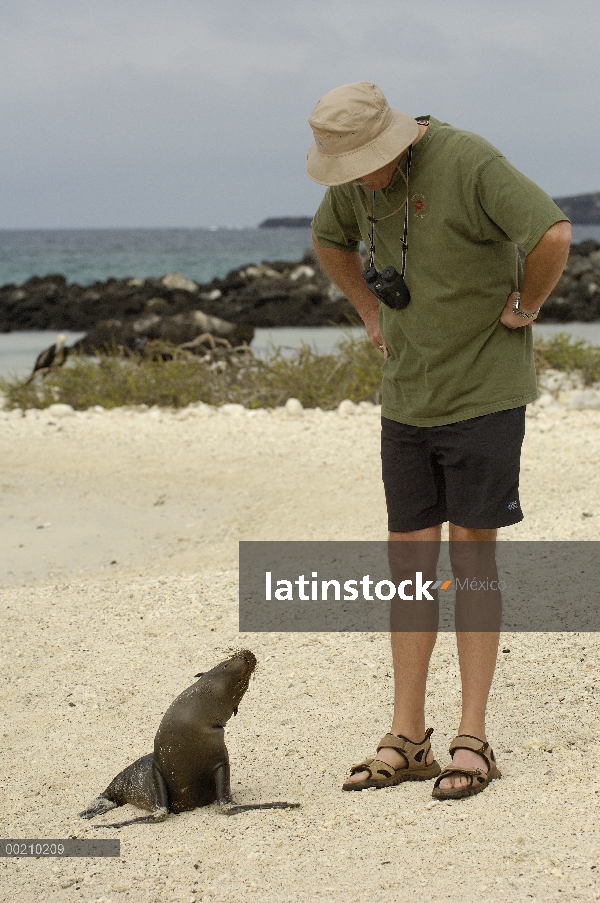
[306,109,419,186]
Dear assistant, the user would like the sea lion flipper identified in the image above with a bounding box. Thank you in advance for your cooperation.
[92,806,169,829]
[215,760,300,815]
[220,801,301,815]
[88,757,171,828]
[97,759,171,828]
[214,761,233,808]
[79,797,117,820]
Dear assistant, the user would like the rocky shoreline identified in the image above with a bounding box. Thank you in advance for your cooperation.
[0,241,598,344]
[543,239,600,321]
[0,251,354,336]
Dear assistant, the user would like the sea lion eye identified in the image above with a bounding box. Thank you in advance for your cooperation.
[194,672,205,678]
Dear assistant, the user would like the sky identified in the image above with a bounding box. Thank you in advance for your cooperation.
[0,0,598,229]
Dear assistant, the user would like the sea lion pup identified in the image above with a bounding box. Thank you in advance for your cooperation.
[79,649,299,826]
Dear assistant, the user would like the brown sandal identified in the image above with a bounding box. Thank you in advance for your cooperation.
[342,727,441,791]
[432,734,501,800]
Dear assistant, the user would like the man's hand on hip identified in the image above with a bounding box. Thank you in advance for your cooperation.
[500,291,537,330]
[501,221,572,330]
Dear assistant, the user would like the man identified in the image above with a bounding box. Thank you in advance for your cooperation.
[307,82,571,799]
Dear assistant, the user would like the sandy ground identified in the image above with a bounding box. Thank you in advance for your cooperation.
[0,400,599,903]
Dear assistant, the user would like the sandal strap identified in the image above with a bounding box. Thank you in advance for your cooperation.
[368,758,397,780]
[448,734,496,771]
[348,757,396,781]
[348,757,374,777]
[377,727,434,769]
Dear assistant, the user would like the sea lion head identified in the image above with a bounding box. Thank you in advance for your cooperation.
[193,649,257,725]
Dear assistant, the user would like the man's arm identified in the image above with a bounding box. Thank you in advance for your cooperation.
[500,220,572,329]
[312,238,385,352]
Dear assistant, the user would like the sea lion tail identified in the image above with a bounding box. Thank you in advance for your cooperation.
[79,797,118,820]
[220,801,300,815]
[92,806,169,829]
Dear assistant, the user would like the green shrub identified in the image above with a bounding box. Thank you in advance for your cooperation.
[534,333,600,384]
[0,336,384,411]
[3,333,599,412]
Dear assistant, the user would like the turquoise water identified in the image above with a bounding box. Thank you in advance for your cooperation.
[0,224,598,288]
[0,228,313,287]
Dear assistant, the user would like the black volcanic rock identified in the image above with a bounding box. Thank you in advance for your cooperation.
[3,240,600,332]
[539,239,600,323]
[0,252,359,332]
[74,311,254,355]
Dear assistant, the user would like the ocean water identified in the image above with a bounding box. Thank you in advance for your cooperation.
[0,224,598,289]
[0,228,313,288]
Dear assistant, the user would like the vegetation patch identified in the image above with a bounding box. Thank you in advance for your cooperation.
[534,333,600,384]
[2,333,599,412]
[0,336,384,411]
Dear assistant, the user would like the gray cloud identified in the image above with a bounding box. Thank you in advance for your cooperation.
[0,0,597,227]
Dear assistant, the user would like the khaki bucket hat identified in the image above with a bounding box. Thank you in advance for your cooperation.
[306,82,419,186]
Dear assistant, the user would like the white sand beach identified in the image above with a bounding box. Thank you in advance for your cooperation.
[1,401,599,903]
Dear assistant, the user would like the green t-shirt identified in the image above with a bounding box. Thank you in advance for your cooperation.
[311,116,569,426]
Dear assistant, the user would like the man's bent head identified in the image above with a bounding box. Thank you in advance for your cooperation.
[306,82,418,187]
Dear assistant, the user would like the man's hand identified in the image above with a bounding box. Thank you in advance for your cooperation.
[362,307,387,357]
[500,221,572,330]
[500,291,536,330]
[311,239,387,356]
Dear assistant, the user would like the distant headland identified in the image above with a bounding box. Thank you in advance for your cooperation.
[260,192,600,228]
[553,192,600,225]
[259,217,312,228]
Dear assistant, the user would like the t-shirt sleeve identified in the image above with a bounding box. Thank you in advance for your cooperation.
[311,187,362,251]
[476,155,570,255]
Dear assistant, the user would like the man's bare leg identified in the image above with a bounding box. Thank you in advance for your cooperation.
[347,525,441,782]
[437,524,499,791]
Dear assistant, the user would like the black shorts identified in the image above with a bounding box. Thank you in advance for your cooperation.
[381,407,526,532]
